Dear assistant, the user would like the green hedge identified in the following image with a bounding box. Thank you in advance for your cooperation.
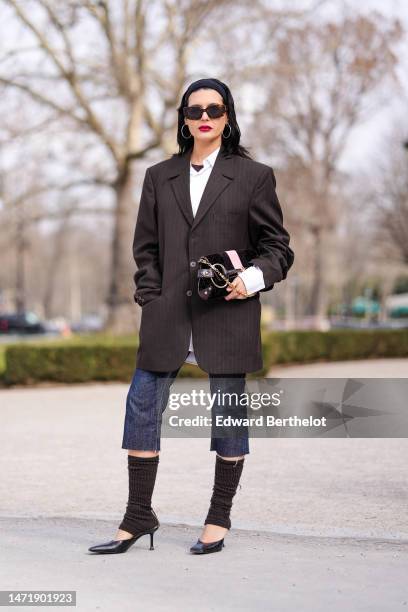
[1,328,407,386]
[4,344,137,385]
[262,328,408,369]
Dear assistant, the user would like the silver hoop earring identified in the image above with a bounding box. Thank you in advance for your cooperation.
[222,123,232,139]
[181,124,192,139]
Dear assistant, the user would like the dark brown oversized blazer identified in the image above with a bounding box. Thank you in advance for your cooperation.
[132,146,294,374]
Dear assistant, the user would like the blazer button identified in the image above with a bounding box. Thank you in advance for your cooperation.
[186,290,192,297]
[190,260,196,267]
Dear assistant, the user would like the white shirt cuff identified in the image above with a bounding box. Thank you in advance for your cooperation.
[237,265,265,294]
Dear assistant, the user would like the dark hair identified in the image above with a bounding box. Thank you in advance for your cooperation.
[173,78,253,159]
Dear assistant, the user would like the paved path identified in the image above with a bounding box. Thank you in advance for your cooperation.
[1,359,407,611]
[0,516,406,612]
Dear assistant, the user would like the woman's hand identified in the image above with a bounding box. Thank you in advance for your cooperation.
[224,276,248,300]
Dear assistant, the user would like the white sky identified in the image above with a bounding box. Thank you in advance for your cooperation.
[1,0,407,177]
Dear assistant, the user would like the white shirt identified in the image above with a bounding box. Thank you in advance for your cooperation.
[185,145,265,366]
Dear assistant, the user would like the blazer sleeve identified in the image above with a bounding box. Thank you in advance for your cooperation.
[132,168,162,305]
[248,166,294,292]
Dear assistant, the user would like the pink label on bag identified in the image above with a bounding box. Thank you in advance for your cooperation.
[225,250,243,270]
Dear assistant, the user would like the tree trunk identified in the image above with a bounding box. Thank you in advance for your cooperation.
[104,164,140,334]
[308,226,328,327]
[43,216,70,319]
[15,217,27,313]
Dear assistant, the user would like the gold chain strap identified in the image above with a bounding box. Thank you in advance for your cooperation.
[198,256,255,299]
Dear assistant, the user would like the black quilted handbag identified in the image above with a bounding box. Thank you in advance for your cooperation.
[197,248,258,301]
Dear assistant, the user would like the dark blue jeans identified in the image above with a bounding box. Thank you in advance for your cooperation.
[121,367,250,457]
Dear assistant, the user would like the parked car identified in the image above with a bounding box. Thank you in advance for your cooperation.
[70,314,106,333]
[0,311,47,335]
[385,292,408,318]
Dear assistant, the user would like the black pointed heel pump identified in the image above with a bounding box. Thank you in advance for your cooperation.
[189,537,225,555]
[88,524,159,554]
[88,509,160,555]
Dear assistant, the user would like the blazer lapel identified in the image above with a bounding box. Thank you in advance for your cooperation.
[168,148,235,230]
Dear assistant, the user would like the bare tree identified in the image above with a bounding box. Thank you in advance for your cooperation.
[0,0,234,331]
[249,11,403,325]
[371,128,408,266]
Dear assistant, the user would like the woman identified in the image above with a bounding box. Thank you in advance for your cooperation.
[89,77,294,556]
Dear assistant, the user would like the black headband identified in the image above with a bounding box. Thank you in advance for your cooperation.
[184,78,228,104]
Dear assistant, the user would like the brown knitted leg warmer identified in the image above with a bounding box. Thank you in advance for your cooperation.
[118,455,160,536]
[204,455,245,530]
